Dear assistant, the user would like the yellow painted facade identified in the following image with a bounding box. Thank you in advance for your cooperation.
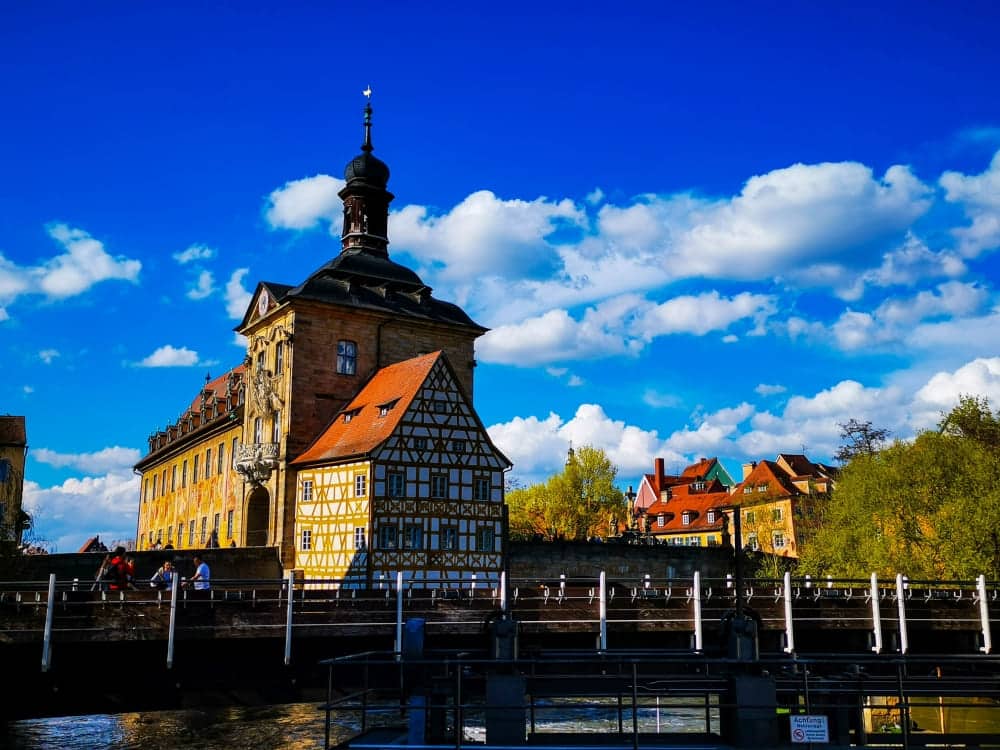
[294,459,372,582]
[0,416,28,547]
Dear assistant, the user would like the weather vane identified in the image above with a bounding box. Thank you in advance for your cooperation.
[363,85,372,100]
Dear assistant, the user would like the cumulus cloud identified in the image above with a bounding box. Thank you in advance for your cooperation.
[265,174,345,230]
[136,345,203,367]
[186,270,215,300]
[173,244,216,264]
[392,190,586,280]
[33,445,142,474]
[912,357,1000,428]
[755,383,787,396]
[225,268,252,319]
[830,281,990,351]
[22,470,139,553]
[0,225,140,318]
[940,150,1000,257]
[478,291,776,366]
[39,349,59,364]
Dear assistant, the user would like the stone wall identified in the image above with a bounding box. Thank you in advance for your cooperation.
[507,540,732,581]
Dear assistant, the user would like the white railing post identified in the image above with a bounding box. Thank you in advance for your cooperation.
[599,570,607,651]
[783,571,795,654]
[41,574,56,672]
[167,570,179,668]
[693,571,703,652]
[395,571,404,659]
[978,574,992,654]
[284,570,295,665]
[870,573,883,654]
[896,573,909,654]
[499,570,507,612]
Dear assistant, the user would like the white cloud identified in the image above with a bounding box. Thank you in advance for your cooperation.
[940,150,1000,257]
[39,349,59,364]
[0,225,141,317]
[673,162,931,280]
[23,385,33,394]
[912,357,1000,428]
[22,470,139,553]
[186,270,216,300]
[567,375,584,387]
[478,290,775,366]
[173,244,216,264]
[33,445,142,474]
[393,190,586,281]
[830,281,990,351]
[636,291,776,339]
[225,268,252,319]
[233,332,248,348]
[666,403,755,456]
[585,187,604,205]
[755,383,787,396]
[39,224,141,298]
[137,345,202,367]
[265,174,345,230]
[489,403,685,482]
[643,389,682,409]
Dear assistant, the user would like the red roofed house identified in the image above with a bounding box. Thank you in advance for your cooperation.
[292,351,510,585]
[133,101,509,583]
[731,455,837,557]
[632,456,734,531]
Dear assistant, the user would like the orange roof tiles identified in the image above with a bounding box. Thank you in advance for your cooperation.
[187,365,245,414]
[293,351,441,465]
[645,490,730,535]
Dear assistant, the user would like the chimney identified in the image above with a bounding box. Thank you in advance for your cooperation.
[742,461,757,480]
[654,457,665,483]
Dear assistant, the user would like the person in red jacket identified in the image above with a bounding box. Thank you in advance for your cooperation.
[105,546,133,591]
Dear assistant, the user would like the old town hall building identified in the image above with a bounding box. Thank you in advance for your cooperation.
[135,102,511,585]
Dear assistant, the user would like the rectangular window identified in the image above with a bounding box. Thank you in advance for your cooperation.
[226,510,234,539]
[301,528,312,551]
[143,478,149,502]
[337,340,357,375]
[450,440,465,452]
[706,510,716,523]
[747,533,759,551]
[152,475,158,499]
[414,437,427,450]
[772,531,786,549]
[431,474,448,498]
[302,480,313,502]
[433,400,447,413]
[378,524,397,549]
[205,448,212,478]
[218,442,225,474]
[232,438,239,468]
[403,524,423,549]
[275,341,284,372]
[441,526,458,550]
[387,472,405,498]
[188,520,195,546]
[213,512,220,532]
[473,477,490,501]
[170,466,176,492]
[681,512,691,526]
[355,474,367,497]
[757,482,769,493]
[476,525,495,552]
[772,507,783,522]
[167,525,173,545]
[256,350,265,373]
[193,455,199,483]
[272,411,281,443]
[657,513,665,527]
[200,516,207,545]
[744,510,755,524]
[707,535,719,546]
[354,527,367,550]
[743,486,752,494]
[254,417,263,443]
[181,461,188,488]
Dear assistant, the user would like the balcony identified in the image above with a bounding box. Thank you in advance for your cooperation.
[234,442,280,485]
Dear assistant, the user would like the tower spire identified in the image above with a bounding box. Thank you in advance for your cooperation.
[362,86,374,153]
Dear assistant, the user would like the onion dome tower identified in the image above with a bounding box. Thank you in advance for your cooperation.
[339,97,394,258]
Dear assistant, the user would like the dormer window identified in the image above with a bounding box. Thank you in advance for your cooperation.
[682,511,692,526]
[377,399,399,417]
[706,510,716,523]
[342,408,361,424]
[657,513,665,527]
[692,481,705,491]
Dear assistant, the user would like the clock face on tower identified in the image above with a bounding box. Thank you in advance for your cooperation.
[257,289,269,317]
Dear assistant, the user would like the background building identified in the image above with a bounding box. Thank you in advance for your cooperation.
[0,416,28,548]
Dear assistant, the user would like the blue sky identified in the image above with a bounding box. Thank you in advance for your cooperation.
[3,2,1000,552]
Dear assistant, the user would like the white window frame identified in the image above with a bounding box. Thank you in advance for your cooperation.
[431,474,448,499]
[302,479,313,502]
[473,477,490,501]
[337,340,357,375]
[355,474,367,497]
[301,528,312,551]
[354,527,367,550]
[772,530,786,549]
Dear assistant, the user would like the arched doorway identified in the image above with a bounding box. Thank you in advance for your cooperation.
[245,485,271,546]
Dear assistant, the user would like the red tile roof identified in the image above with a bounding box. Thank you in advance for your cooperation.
[645,490,730,535]
[293,351,441,465]
[731,459,800,500]
[681,457,717,479]
[187,365,245,414]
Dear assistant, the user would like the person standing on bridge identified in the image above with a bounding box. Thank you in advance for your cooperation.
[185,554,210,590]
[150,559,176,590]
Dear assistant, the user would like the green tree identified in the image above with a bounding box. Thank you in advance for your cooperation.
[800,398,1000,579]
[834,418,891,464]
[506,446,627,541]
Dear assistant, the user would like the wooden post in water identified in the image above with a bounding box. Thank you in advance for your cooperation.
[41,573,56,672]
